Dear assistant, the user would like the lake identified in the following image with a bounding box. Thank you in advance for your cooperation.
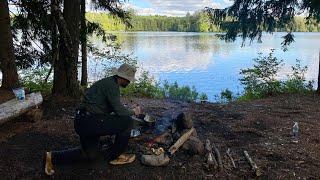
[1,32,318,101]
[106,32,319,101]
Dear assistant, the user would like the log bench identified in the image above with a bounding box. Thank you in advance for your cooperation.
[0,92,43,125]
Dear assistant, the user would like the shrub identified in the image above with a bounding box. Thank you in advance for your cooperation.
[120,71,164,98]
[121,71,204,102]
[238,50,313,100]
[240,49,283,99]
[162,80,199,102]
[199,93,208,101]
[283,59,314,93]
[220,88,234,102]
[21,67,53,94]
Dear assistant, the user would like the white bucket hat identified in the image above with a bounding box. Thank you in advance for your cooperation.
[112,63,137,82]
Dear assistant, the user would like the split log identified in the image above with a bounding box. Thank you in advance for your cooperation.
[244,150,262,177]
[226,148,236,168]
[212,142,223,170]
[0,92,43,124]
[169,127,195,155]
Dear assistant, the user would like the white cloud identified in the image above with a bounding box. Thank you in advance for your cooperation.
[223,0,233,6]
[124,0,221,16]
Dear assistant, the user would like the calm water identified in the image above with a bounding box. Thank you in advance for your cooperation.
[88,32,320,101]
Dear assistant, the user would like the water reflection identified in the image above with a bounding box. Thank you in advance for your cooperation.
[93,32,320,101]
[119,32,229,73]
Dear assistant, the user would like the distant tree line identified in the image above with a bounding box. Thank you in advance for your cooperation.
[86,12,320,32]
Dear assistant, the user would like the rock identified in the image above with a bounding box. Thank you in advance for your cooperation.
[182,136,204,155]
[176,112,193,130]
[141,154,170,166]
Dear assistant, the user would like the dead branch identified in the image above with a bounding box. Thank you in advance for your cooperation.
[212,142,223,170]
[205,139,218,169]
[226,148,236,168]
[244,150,262,177]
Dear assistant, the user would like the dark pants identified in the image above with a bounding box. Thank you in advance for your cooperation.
[51,109,133,164]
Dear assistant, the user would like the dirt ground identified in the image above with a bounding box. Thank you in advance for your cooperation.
[0,92,319,179]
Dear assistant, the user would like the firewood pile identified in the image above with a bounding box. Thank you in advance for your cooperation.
[134,112,262,177]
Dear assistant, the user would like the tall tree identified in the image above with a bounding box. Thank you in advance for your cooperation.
[80,0,87,87]
[52,0,81,97]
[0,0,19,89]
[51,0,59,85]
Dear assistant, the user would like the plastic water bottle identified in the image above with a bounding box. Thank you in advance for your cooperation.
[292,122,299,143]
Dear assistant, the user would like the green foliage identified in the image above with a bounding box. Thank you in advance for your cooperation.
[199,93,208,101]
[162,81,198,102]
[21,67,52,94]
[220,88,234,102]
[86,13,127,31]
[240,49,284,99]
[86,12,222,32]
[238,50,313,101]
[205,0,320,50]
[120,71,164,98]
[120,71,204,102]
[87,12,319,33]
[283,59,314,93]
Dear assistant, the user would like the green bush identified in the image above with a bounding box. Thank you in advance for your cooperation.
[21,67,53,94]
[220,88,234,102]
[162,80,199,102]
[120,71,164,98]
[283,59,314,93]
[240,49,283,99]
[199,93,208,101]
[121,71,204,102]
[238,50,313,101]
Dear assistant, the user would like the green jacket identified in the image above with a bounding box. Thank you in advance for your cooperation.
[81,76,134,116]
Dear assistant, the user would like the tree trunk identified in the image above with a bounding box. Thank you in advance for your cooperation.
[317,50,320,93]
[51,0,59,92]
[0,0,19,89]
[80,0,88,87]
[52,0,80,97]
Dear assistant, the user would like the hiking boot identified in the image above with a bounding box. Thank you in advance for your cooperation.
[43,152,55,176]
[109,154,136,165]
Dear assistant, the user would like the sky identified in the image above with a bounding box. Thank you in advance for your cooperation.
[121,0,233,16]
[8,0,232,17]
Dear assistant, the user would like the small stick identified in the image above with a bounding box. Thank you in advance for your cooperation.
[205,139,218,169]
[226,148,236,168]
[244,151,262,177]
[212,143,223,170]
